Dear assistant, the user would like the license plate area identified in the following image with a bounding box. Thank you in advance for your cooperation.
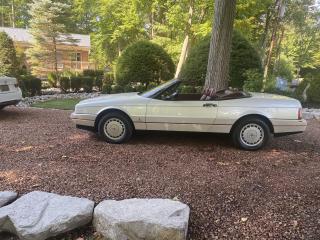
[0,85,10,92]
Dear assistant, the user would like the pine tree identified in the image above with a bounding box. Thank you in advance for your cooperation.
[0,31,17,76]
[26,0,75,77]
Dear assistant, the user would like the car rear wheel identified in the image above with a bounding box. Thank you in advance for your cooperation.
[232,118,271,150]
[98,112,133,144]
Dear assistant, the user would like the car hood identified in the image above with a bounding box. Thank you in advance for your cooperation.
[77,92,141,106]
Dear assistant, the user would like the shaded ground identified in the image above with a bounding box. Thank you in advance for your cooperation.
[0,107,319,240]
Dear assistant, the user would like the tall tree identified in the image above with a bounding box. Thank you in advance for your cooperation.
[26,0,75,77]
[203,0,237,96]
[0,31,17,76]
[175,0,194,78]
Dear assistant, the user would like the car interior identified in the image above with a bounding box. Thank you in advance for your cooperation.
[155,82,251,101]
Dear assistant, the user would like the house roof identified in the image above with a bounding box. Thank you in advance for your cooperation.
[0,27,90,48]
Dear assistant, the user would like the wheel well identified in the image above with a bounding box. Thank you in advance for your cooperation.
[94,109,135,131]
[230,114,274,134]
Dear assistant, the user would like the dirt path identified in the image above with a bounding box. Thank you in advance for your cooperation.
[1,107,319,239]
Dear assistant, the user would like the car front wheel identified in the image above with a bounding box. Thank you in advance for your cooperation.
[97,112,133,144]
[232,118,271,150]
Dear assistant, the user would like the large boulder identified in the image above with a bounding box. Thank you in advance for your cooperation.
[0,191,17,207]
[0,191,94,240]
[93,198,190,240]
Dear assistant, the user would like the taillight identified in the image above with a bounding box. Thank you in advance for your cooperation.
[298,108,302,120]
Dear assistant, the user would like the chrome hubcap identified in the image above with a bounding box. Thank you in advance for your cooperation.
[104,118,125,140]
[240,123,264,147]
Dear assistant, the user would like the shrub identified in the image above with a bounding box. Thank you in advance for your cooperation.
[243,69,263,92]
[111,85,124,94]
[308,78,320,103]
[180,85,196,94]
[0,32,17,77]
[70,76,82,92]
[180,30,262,89]
[116,41,175,87]
[134,84,146,93]
[83,69,104,90]
[47,72,58,88]
[59,77,70,92]
[18,75,41,97]
[274,57,295,81]
[81,76,94,92]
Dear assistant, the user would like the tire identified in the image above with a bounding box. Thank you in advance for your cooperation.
[97,112,133,144]
[232,117,271,150]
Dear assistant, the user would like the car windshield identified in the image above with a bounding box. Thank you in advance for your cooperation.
[139,79,178,98]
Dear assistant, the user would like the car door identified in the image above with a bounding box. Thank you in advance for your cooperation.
[146,99,219,132]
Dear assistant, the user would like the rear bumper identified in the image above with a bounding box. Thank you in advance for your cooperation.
[0,99,21,107]
[272,119,307,134]
[0,89,22,106]
[70,112,96,127]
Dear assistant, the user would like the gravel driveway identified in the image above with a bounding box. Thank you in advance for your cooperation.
[0,107,320,239]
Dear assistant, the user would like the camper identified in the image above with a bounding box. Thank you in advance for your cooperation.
[0,76,22,109]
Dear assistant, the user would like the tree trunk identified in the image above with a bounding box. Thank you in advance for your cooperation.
[175,1,194,79]
[11,0,15,28]
[203,0,237,96]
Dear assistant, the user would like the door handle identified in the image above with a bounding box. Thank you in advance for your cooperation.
[203,103,217,107]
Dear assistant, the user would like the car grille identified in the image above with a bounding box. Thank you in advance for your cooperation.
[0,85,10,92]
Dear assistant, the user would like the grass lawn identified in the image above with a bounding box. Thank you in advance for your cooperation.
[31,98,81,110]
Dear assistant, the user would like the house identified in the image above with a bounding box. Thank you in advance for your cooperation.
[0,27,92,77]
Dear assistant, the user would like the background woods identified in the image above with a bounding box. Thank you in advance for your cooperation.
[0,0,319,100]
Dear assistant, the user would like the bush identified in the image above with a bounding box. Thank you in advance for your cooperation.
[47,72,58,88]
[180,30,262,89]
[70,76,82,92]
[83,69,104,90]
[59,77,70,92]
[116,41,175,87]
[18,75,41,97]
[0,32,17,77]
[308,78,320,103]
[274,57,295,81]
[111,85,124,94]
[180,85,196,94]
[243,69,263,92]
[81,76,94,92]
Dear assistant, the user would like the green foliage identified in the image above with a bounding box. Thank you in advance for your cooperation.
[59,77,71,92]
[47,72,58,88]
[274,57,295,81]
[180,31,262,89]
[243,69,263,92]
[83,69,104,90]
[111,85,124,94]
[0,32,17,77]
[116,41,175,87]
[19,75,41,97]
[70,76,82,92]
[308,78,320,103]
[81,76,94,92]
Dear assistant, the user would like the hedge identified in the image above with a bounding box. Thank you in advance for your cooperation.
[116,41,175,88]
[18,75,41,97]
[180,30,263,90]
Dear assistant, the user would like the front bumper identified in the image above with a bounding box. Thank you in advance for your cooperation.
[70,112,96,127]
[272,119,307,134]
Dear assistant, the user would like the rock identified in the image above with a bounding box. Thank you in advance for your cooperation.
[0,191,18,207]
[0,191,94,240]
[93,198,190,240]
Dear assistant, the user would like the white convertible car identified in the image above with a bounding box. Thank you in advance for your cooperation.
[71,79,307,150]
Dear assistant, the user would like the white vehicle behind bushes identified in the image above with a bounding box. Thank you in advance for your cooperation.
[0,76,22,109]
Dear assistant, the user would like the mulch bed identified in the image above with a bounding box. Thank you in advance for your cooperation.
[0,107,319,239]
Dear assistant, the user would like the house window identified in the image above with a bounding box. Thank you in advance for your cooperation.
[71,52,82,69]
[71,52,81,62]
